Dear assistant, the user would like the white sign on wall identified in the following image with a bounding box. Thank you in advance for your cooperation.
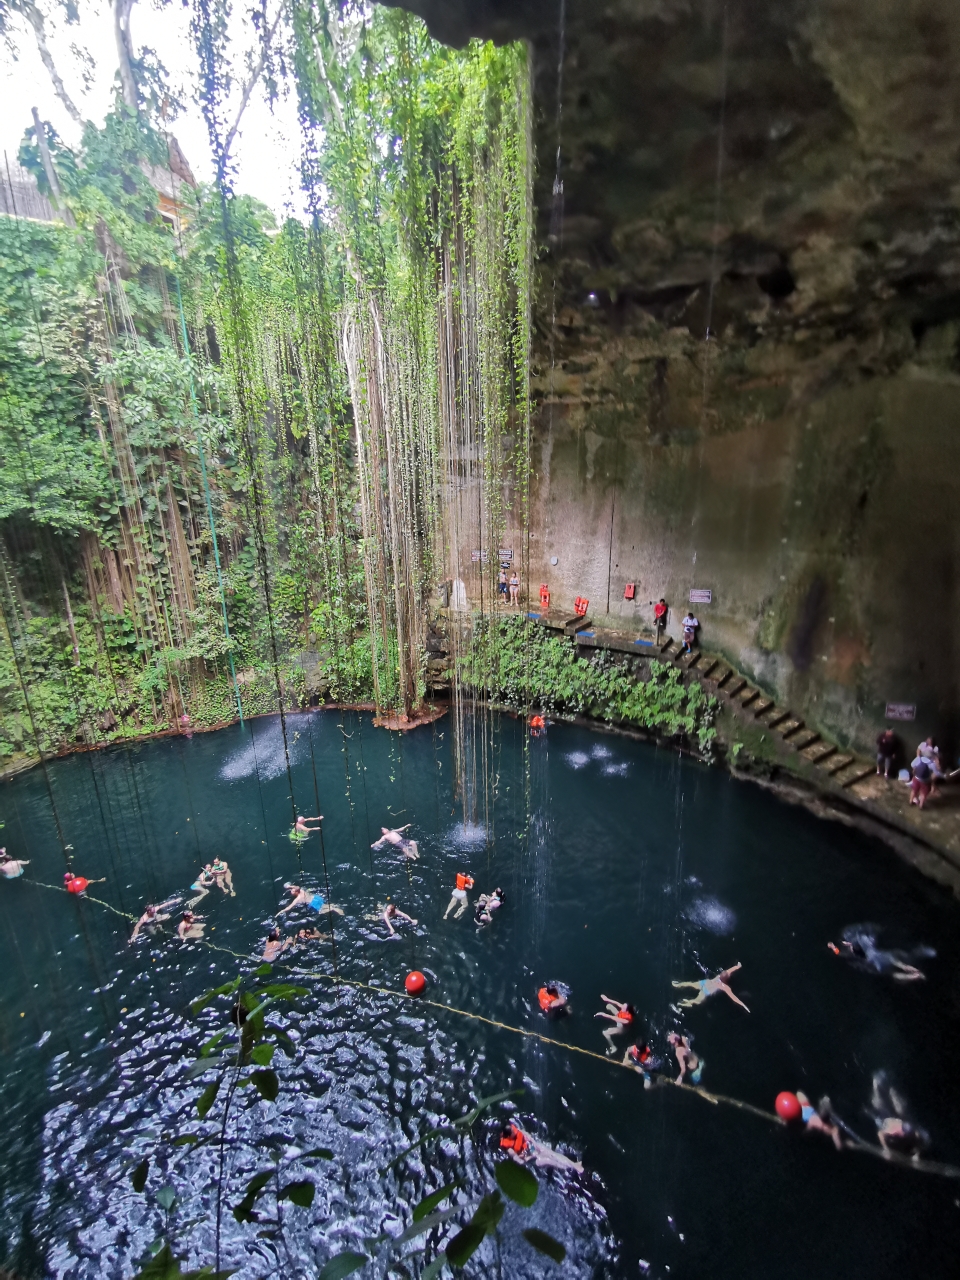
[689,589,713,604]
[885,702,916,721]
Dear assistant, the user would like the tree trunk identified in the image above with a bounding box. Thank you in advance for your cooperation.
[113,0,139,113]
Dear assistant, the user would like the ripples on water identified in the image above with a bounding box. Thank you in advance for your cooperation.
[683,896,737,936]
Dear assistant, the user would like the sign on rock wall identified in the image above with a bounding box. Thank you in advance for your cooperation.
[689,589,712,603]
[885,703,916,721]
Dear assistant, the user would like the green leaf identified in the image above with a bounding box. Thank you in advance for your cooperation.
[394,1205,461,1245]
[495,1159,538,1207]
[232,1170,273,1224]
[190,978,241,1016]
[250,1069,279,1101]
[131,1158,149,1192]
[273,1028,296,1058]
[455,1089,523,1130]
[254,983,308,1000]
[420,1256,446,1280]
[129,1241,238,1278]
[199,1029,228,1058]
[155,1186,177,1212]
[470,1191,504,1235]
[278,1179,314,1208]
[413,1182,461,1222]
[444,1222,485,1267]
[522,1228,566,1263]
[254,963,272,976]
[250,1043,275,1066]
[317,1251,367,1279]
[197,1079,220,1119]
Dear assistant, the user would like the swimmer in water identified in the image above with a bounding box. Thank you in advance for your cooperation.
[383,902,417,935]
[474,887,505,927]
[537,983,569,1016]
[262,928,291,961]
[277,883,344,918]
[832,925,930,981]
[672,962,749,1011]
[371,825,419,860]
[870,1072,929,1160]
[295,927,325,943]
[129,898,179,943]
[0,849,29,879]
[293,814,323,838]
[622,1042,658,1087]
[186,865,216,910]
[595,995,637,1054]
[210,857,235,896]
[667,1032,704,1084]
[499,1123,583,1174]
[796,1091,844,1151]
[178,910,205,940]
[443,872,475,919]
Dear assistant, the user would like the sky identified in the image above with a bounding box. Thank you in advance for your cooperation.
[0,0,308,218]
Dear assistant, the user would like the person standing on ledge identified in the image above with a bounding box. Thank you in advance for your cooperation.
[876,728,897,778]
[653,598,668,645]
[509,570,520,607]
[680,610,699,654]
[498,566,508,601]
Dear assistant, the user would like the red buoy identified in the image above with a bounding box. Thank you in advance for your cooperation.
[64,874,89,895]
[405,970,426,996]
[775,1091,802,1122]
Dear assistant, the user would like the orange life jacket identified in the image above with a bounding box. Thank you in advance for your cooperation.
[616,1009,633,1023]
[538,987,555,1010]
[455,873,473,892]
[499,1127,528,1154]
[530,715,545,729]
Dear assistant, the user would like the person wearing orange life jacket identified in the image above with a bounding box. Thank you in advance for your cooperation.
[623,1041,659,1088]
[499,1122,584,1174]
[594,993,637,1054]
[443,872,475,919]
[529,714,546,738]
[537,982,569,1016]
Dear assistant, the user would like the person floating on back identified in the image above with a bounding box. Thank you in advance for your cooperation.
[594,993,636,1054]
[372,824,419,860]
[278,883,344,918]
[672,962,749,1011]
[443,872,475,919]
[499,1122,583,1173]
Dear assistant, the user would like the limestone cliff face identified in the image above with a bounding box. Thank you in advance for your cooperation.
[383,0,960,755]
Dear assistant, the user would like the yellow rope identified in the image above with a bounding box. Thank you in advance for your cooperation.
[24,877,960,1176]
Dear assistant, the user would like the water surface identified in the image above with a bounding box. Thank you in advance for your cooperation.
[1,712,959,1278]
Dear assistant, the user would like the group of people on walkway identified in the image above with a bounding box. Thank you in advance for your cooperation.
[876,730,958,810]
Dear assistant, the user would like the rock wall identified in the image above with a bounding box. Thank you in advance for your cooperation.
[384,0,960,756]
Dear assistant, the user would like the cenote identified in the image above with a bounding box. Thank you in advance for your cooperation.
[2,712,959,1278]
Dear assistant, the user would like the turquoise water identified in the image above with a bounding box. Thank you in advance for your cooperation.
[1,711,959,1277]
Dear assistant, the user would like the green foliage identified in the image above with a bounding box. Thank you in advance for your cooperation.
[461,615,719,752]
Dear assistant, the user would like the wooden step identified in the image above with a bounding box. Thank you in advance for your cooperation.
[697,658,719,679]
[790,729,820,751]
[803,742,836,765]
[777,718,805,738]
[824,753,854,775]
[752,697,775,718]
[766,708,791,729]
[704,665,730,686]
[683,649,702,666]
[738,687,761,707]
[725,678,747,698]
[840,763,875,788]
[659,638,675,654]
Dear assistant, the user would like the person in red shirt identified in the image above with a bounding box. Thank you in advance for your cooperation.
[653,598,668,645]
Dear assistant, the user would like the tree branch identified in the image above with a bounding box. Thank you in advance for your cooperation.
[21,1,83,124]
[112,0,138,113]
[220,1,286,168]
